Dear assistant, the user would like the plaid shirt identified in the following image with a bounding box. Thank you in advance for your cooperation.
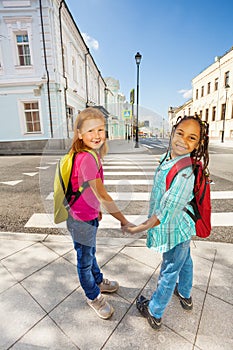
[147,153,196,253]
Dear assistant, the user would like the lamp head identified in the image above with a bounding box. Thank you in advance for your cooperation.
[135,52,142,65]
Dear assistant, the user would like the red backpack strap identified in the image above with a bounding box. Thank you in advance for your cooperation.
[166,157,193,190]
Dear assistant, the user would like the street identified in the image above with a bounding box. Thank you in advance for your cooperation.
[0,140,233,243]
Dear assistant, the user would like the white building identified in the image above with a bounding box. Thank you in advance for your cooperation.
[168,47,233,142]
[0,0,126,154]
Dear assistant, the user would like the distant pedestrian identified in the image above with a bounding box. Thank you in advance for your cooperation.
[123,115,210,329]
[67,107,132,319]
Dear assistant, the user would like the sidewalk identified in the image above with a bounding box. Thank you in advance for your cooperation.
[107,139,148,154]
[0,232,232,350]
[0,139,233,350]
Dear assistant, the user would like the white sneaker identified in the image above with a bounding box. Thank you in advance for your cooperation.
[99,278,119,293]
[87,293,114,319]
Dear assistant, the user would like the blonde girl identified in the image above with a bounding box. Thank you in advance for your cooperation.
[67,107,130,320]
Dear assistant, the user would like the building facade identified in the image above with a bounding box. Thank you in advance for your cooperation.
[0,0,126,154]
[168,47,233,142]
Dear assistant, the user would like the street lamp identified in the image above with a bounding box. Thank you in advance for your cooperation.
[221,84,230,143]
[135,52,142,148]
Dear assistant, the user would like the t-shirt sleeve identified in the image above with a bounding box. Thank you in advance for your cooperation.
[79,153,101,182]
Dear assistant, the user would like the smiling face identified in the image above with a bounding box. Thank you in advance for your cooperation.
[171,119,200,159]
[78,118,106,150]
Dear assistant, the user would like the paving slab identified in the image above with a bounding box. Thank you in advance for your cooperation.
[208,261,233,304]
[2,242,59,281]
[196,294,233,349]
[100,252,155,303]
[21,257,79,312]
[0,262,18,293]
[50,289,130,350]
[103,303,193,350]
[0,284,45,349]
[11,317,78,350]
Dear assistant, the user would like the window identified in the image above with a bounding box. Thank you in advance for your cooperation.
[201,86,204,97]
[212,106,216,121]
[72,57,77,82]
[67,106,74,132]
[221,103,226,120]
[200,110,202,118]
[196,89,198,100]
[215,78,218,91]
[16,34,31,66]
[205,108,209,122]
[225,71,230,87]
[24,102,41,133]
[207,82,211,94]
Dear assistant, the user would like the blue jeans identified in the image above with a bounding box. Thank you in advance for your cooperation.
[149,239,193,318]
[67,216,103,300]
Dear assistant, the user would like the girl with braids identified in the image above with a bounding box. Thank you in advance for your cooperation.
[123,115,210,330]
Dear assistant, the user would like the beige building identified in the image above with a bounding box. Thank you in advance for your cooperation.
[169,47,233,142]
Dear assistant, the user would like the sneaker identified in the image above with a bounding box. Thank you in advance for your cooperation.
[87,293,114,319]
[136,295,162,330]
[99,278,119,293]
[174,283,193,310]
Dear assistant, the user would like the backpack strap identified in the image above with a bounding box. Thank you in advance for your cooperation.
[65,149,101,209]
[166,157,193,190]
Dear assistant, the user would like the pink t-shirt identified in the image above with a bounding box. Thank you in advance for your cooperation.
[69,151,104,221]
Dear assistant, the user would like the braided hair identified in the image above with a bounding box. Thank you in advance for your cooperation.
[168,115,210,176]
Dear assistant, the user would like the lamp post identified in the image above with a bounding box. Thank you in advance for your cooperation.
[135,52,142,148]
[221,84,230,143]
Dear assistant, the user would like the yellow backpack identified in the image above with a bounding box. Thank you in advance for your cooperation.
[53,150,99,224]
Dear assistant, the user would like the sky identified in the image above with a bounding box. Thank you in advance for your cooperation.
[66,0,233,122]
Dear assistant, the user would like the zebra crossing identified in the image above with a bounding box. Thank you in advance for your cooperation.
[25,153,233,230]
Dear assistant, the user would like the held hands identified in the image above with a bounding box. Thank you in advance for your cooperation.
[121,215,160,235]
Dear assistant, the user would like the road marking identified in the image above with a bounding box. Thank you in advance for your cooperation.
[211,213,233,226]
[23,172,38,177]
[104,171,155,176]
[104,179,153,185]
[25,212,233,229]
[103,165,157,169]
[211,191,233,199]
[36,166,50,170]
[46,192,151,201]
[140,144,154,149]
[0,180,23,186]
[45,191,233,201]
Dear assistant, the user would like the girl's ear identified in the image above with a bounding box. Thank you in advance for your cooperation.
[77,129,82,140]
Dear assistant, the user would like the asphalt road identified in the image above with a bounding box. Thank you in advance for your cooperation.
[0,146,232,243]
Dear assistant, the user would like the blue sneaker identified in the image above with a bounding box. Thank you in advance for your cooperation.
[174,283,193,310]
[136,295,162,329]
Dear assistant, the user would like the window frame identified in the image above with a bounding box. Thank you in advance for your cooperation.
[18,99,44,135]
[16,33,32,66]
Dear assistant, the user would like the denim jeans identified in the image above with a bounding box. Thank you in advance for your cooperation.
[149,239,193,318]
[67,216,103,300]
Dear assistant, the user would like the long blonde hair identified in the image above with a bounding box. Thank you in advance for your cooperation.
[70,107,108,159]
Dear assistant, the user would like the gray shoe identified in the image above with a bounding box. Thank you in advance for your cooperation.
[87,293,114,319]
[99,278,119,293]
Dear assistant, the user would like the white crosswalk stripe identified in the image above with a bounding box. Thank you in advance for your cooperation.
[25,153,233,230]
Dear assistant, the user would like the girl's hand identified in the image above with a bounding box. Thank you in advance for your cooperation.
[98,211,102,221]
[121,221,136,234]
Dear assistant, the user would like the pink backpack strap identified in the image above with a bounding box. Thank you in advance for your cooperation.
[166,157,193,190]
